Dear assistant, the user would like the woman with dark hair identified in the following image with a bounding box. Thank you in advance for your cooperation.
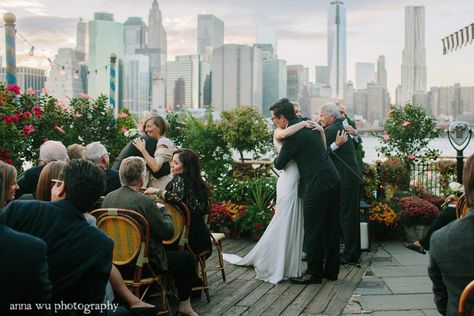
[133,116,176,189]
[0,161,19,209]
[146,148,212,255]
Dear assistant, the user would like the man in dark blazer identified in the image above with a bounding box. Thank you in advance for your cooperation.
[112,134,170,179]
[0,160,113,307]
[321,103,362,265]
[271,98,341,284]
[0,225,52,315]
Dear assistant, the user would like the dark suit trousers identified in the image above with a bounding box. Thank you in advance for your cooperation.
[340,185,361,261]
[304,186,341,277]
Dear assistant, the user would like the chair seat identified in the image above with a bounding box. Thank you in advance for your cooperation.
[211,232,225,241]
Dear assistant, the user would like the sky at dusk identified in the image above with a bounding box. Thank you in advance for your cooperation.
[0,0,473,97]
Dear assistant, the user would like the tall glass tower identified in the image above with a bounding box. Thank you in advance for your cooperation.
[327,0,346,99]
[399,6,426,106]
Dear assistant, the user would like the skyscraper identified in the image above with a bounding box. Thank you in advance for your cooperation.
[123,17,147,55]
[166,55,210,109]
[87,12,124,99]
[355,62,375,90]
[45,48,83,102]
[327,0,347,99]
[315,65,330,85]
[76,18,87,62]
[376,55,387,89]
[197,14,224,62]
[262,58,287,117]
[148,0,167,108]
[399,6,426,106]
[287,65,305,102]
[121,17,150,117]
[212,44,263,112]
[257,26,277,55]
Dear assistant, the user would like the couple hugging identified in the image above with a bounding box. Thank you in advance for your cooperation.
[224,98,342,284]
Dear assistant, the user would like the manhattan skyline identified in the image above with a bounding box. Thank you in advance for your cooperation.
[0,0,473,99]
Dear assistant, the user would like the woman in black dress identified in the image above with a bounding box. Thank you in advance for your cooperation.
[146,148,212,255]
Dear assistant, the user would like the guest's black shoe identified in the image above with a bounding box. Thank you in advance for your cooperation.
[290,273,322,284]
[404,242,426,254]
[323,272,338,281]
[340,257,360,267]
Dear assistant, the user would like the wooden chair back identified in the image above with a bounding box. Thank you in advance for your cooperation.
[459,280,474,316]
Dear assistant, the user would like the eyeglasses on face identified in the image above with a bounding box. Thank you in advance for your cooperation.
[51,179,63,186]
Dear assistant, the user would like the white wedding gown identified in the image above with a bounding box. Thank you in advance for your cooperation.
[223,142,304,284]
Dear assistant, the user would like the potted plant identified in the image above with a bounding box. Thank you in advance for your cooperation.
[368,202,399,240]
[394,196,440,241]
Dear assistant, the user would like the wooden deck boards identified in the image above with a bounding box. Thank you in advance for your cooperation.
[190,238,376,316]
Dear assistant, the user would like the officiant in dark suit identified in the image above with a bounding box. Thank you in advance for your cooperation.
[271,98,341,284]
[320,103,362,265]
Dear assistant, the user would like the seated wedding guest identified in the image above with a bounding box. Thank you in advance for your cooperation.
[102,157,199,316]
[0,161,19,211]
[15,140,68,199]
[146,148,212,255]
[133,116,176,189]
[85,141,121,195]
[0,162,51,315]
[112,134,171,180]
[34,160,156,313]
[67,143,85,160]
[429,154,474,316]
[35,161,68,202]
[0,160,113,306]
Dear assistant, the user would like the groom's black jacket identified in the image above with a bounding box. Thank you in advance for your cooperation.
[274,117,340,199]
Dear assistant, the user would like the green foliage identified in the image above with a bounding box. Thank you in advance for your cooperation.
[218,106,271,162]
[378,157,411,191]
[0,82,137,170]
[238,206,273,233]
[378,104,442,164]
[173,110,233,184]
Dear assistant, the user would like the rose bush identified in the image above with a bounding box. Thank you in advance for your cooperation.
[378,104,442,165]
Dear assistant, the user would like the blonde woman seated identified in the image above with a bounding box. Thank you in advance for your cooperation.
[133,116,176,189]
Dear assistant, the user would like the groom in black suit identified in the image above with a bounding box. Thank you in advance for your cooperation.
[271,98,341,284]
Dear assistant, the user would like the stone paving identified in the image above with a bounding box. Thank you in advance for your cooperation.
[343,241,439,316]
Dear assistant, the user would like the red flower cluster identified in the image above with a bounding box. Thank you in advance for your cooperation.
[1,115,19,125]
[396,196,439,226]
[209,203,233,228]
[418,193,446,210]
[0,149,13,165]
[6,84,20,95]
[23,124,36,137]
[32,106,42,118]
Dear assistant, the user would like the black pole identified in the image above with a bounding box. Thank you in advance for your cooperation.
[457,149,464,184]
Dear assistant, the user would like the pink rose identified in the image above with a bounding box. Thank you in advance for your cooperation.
[401,121,411,127]
[383,134,390,141]
[23,124,36,137]
[119,112,129,118]
[121,127,128,134]
[42,88,49,95]
[32,106,42,118]
[73,113,83,118]
[407,154,416,160]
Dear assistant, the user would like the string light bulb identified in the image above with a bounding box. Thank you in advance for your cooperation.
[29,46,35,56]
[59,66,66,76]
[73,70,79,79]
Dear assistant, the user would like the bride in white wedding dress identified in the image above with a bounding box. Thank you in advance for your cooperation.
[223,119,325,284]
